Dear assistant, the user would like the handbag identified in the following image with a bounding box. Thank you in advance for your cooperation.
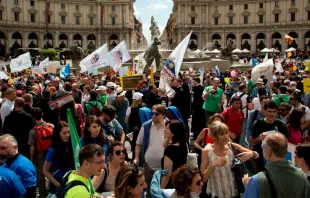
[229,143,256,195]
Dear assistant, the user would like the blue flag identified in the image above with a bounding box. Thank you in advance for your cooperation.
[60,64,70,79]
[214,65,221,77]
[252,57,259,67]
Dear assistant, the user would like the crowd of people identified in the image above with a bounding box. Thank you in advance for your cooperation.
[0,61,309,198]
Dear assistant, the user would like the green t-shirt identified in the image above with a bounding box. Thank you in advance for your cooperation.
[273,94,290,107]
[98,94,108,106]
[85,101,103,115]
[247,79,254,95]
[65,171,90,198]
[202,86,223,113]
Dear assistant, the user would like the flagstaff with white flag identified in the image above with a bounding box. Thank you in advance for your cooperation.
[79,44,110,72]
[134,53,147,74]
[107,41,131,71]
[10,52,32,73]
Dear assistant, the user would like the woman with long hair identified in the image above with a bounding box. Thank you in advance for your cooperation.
[81,85,91,108]
[43,121,75,192]
[112,87,129,134]
[125,92,144,161]
[92,141,126,194]
[80,115,109,155]
[295,143,310,183]
[161,120,188,189]
[200,121,259,197]
[287,109,305,145]
[114,164,147,198]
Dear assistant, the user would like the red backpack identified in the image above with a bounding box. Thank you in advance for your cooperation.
[88,102,101,116]
[35,123,53,153]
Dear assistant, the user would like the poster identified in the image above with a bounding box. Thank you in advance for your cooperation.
[48,94,74,110]
[303,78,310,93]
[46,66,57,73]
[120,75,143,91]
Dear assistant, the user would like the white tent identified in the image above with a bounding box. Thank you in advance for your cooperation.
[232,49,242,53]
[210,49,221,54]
[241,49,251,53]
[285,47,296,52]
[203,49,211,53]
[270,48,280,53]
[260,48,272,53]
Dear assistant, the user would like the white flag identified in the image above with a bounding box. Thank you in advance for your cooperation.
[163,31,192,80]
[0,71,9,80]
[0,64,7,72]
[251,59,274,84]
[80,44,109,72]
[199,68,204,86]
[39,57,49,70]
[134,53,147,74]
[107,41,131,71]
[151,59,157,73]
[10,52,32,73]
[263,53,268,63]
[275,59,284,73]
[159,76,175,98]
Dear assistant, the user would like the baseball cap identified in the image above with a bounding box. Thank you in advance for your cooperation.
[96,86,107,91]
[49,86,56,91]
[133,92,143,101]
[106,82,115,88]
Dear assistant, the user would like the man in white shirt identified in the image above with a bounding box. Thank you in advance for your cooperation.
[0,88,16,127]
[134,104,166,198]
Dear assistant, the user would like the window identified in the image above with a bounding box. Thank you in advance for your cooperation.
[76,5,79,11]
[76,16,80,25]
[191,6,195,11]
[90,6,93,12]
[308,11,310,20]
[214,17,218,25]
[291,0,295,6]
[61,16,65,24]
[260,3,264,8]
[31,14,35,23]
[291,13,295,21]
[244,4,248,9]
[14,12,19,21]
[244,16,248,24]
[0,11,2,21]
[61,4,65,9]
[90,17,94,25]
[229,5,233,10]
[14,0,18,5]
[112,17,116,25]
[259,15,264,23]
[30,0,34,6]
[275,1,279,7]
[191,17,195,24]
[275,14,279,22]
[112,5,116,12]
[229,16,233,24]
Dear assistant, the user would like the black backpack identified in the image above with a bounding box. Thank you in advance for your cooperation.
[51,171,89,198]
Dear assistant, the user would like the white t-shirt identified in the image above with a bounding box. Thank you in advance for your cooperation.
[136,124,165,170]
[126,107,131,116]
[252,97,260,110]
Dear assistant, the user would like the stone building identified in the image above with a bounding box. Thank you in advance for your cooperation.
[162,0,310,53]
[0,0,144,56]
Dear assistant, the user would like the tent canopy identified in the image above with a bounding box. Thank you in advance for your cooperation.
[203,49,211,53]
[232,49,242,53]
[260,48,272,53]
[270,48,280,53]
[242,49,251,53]
[210,49,221,54]
[285,47,296,52]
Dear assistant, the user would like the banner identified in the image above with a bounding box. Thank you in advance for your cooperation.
[251,59,274,84]
[60,64,70,79]
[67,109,97,196]
[135,53,147,75]
[251,57,259,67]
[163,31,192,80]
[10,52,32,73]
[48,94,74,110]
[39,57,49,69]
[0,71,9,80]
[80,44,110,72]
[275,59,284,73]
[263,53,268,63]
[107,40,131,71]
[120,75,143,91]
[304,78,310,93]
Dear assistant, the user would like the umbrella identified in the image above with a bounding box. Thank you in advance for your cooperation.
[260,48,272,53]
[241,49,251,53]
[285,47,296,52]
[210,49,221,54]
[232,49,242,53]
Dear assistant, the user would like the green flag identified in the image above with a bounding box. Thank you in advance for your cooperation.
[67,109,97,197]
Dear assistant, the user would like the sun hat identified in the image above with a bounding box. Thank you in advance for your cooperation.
[133,92,143,101]
[96,86,107,91]
[256,78,264,84]
[116,87,126,97]
[106,82,115,89]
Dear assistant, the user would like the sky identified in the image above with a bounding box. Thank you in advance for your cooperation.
[134,0,173,46]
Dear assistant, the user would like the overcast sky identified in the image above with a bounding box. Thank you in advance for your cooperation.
[134,0,173,46]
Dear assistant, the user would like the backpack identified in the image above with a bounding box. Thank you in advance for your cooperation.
[35,123,53,153]
[88,102,101,116]
[51,171,89,198]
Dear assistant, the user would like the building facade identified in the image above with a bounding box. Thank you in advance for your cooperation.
[162,0,310,53]
[0,0,145,56]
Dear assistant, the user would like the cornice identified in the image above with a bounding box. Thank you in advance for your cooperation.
[73,12,82,17]
[88,13,96,18]
[28,9,37,14]
[227,11,236,17]
[59,11,68,16]
[11,7,21,13]
[212,12,221,18]
[189,12,197,18]
[109,13,118,17]
[288,7,298,13]
[273,8,282,14]
[242,11,251,16]
[0,5,5,12]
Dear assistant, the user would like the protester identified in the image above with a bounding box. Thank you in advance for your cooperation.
[156,88,168,106]
[0,134,37,198]
[273,85,290,107]
[243,133,310,198]
[43,121,75,192]
[287,109,305,145]
[0,88,16,126]
[106,82,116,105]
[72,83,82,104]
[29,85,40,107]
[96,85,108,106]
[0,166,26,197]
[278,102,292,123]
[114,164,147,198]
[92,141,125,193]
[22,93,33,114]
[147,84,158,109]
[294,143,310,183]
[172,78,190,125]
[252,87,267,109]
[81,85,91,108]
[85,90,103,115]
[290,90,310,131]
[112,87,129,134]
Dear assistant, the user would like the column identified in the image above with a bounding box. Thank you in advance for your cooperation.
[82,34,87,50]
[23,32,28,48]
[68,33,73,47]
[236,32,240,49]
[298,30,303,48]
[126,32,129,47]
[251,32,256,53]
[221,31,225,48]
[266,31,271,48]
[7,32,12,54]
[55,33,59,48]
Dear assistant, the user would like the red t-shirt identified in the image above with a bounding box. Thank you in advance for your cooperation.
[221,106,244,135]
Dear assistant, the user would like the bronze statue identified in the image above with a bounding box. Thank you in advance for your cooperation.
[288,40,298,49]
[143,37,162,71]
[44,41,53,48]
[222,40,234,56]
[212,41,221,50]
[273,40,282,52]
[12,41,22,49]
[188,41,198,50]
[29,41,37,48]
[257,40,266,52]
[70,43,86,70]
[150,16,160,42]
[241,40,251,51]
[59,41,67,49]
[87,41,95,50]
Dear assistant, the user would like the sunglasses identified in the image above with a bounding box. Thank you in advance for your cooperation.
[195,180,202,186]
[151,112,160,116]
[115,150,126,156]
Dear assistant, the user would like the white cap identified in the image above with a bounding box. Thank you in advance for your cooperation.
[133,92,143,101]
[96,86,107,91]
[106,82,115,88]
[116,87,126,97]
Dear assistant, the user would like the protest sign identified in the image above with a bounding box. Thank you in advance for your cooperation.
[48,94,74,110]
[46,66,58,73]
[119,66,129,77]
[120,75,143,90]
[303,78,310,93]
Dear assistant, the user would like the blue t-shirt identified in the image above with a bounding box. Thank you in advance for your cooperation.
[2,154,36,189]
[80,136,110,163]
[45,147,72,179]
[102,119,123,140]
[0,166,26,197]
